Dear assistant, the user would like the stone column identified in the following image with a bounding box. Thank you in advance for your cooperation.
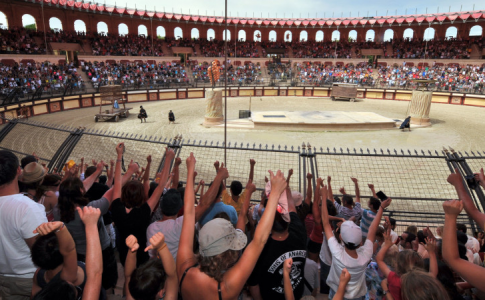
[203,88,224,127]
[409,90,432,126]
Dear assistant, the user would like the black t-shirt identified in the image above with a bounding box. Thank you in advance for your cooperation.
[85,182,112,225]
[110,198,151,267]
[247,212,307,300]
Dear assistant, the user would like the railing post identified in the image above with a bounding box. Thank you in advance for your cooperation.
[0,118,18,143]
[47,128,84,173]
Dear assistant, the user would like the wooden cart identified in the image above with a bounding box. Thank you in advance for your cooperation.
[331,83,358,102]
[94,85,132,122]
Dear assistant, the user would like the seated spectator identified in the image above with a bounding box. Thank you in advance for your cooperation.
[332,177,363,221]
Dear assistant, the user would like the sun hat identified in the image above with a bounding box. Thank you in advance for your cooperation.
[265,180,290,222]
[18,162,46,184]
[199,218,247,257]
[340,221,363,246]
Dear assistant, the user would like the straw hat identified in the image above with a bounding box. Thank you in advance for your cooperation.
[19,162,46,184]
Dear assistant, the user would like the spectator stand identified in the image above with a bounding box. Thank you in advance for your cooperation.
[1,117,484,231]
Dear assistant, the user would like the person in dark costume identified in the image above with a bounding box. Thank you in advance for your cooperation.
[168,110,175,124]
[138,106,147,123]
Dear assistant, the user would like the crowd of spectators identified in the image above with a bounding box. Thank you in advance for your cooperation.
[3,142,485,300]
[294,62,375,86]
[0,61,84,97]
[188,61,264,85]
[82,61,188,88]
[0,27,46,54]
[387,38,485,59]
[91,34,165,57]
[290,41,354,59]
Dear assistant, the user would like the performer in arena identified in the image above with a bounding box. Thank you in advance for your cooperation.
[168,110,175,124]
[138,106,147,123]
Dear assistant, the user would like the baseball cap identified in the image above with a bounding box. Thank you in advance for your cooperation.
[340,221,363,246]
[291,191,303,206]
[161,189,183,216]
[199,218,247,257]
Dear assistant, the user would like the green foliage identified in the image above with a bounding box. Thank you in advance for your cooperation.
[24,23,36,30]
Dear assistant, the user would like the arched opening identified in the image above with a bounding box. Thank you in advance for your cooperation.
[22,14,36,30]
[253,30,262,42]
[269,30,277,42]
[138,25,147,36]
[74,20,86,33]
[331,30,340,41]
[191,28,199,39]
[223,29,231,41]
[470,25,483,37]
[118,23,128,36]
[348,30,357,42]
[0,11,8,29]
[174,27,183,39]
[403,28,414,40]
[284,30,292,42]
[383,29,394,42]
[299,30,308,42]
[315,30,324,42]
[97,22,108,35]
[445,26,457,40]
[365,29,375,42]
[157,26,166,39]
[238,30,246,41]
[49,17,62,31]
[207,29,215,41]
[423,27,435,41]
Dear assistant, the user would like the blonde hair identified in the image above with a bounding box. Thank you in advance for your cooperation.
[401,269,450,300]
[396,250,423,276]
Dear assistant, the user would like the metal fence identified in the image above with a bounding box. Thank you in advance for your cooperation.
[1,118,484,232]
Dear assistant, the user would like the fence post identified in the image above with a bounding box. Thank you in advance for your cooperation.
[47,128,85,173]
[0,118,18,143]
[156,135,183,174]
[300,143,316,198]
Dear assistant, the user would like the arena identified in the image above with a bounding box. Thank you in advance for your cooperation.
[2,0,485,299]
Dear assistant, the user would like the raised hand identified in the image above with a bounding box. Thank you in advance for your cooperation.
[368,183,374,190]
[425,237,436,253]
[265,176,269,183]
[76,206,101,226]
[340,268,351,285]
[447,169,462,186]
[91,159,97,166]
[474,168,485,185]
[174,157,182,166]
[381,198,392,209]
[165,148,175,161]
[214,161,220,169]
[96,160,105,172]
[144,232,166,252]
[250,159,256,166]
[287,169,293,178]
[269,170,287,196]
[327,176,331,183]
[128,160,139,173]
[186,152,196,170]
[442,199,464,216]
[351,177,358,183]
[317,177,324,186]
[218,165,229,179]
[246,179,256,193]
[116,142,124,156]
[339,187,346,194]
[33,222,64,235]
[383,226,393,247]
[283,258,293,274]
[307,173,313,180]
[126,235,139,253]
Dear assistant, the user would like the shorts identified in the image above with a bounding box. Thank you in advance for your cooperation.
[307,239,322,254]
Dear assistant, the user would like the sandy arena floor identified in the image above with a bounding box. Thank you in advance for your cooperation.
[26,96,485,152]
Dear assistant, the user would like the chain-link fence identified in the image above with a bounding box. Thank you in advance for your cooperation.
[1,118,484,231]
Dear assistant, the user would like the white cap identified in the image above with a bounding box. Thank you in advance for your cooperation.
[291,191,303,206]
[340,221,363,246]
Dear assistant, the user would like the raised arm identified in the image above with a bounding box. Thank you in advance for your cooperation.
[143,155,152,197]
[249,159,256,182]
[425,237,438,277]
[77,206,103,300]
[333,268,351,300]
[171,157,181,189]
[327,176,334,202]
[124,235,139,300]
[368,183,377,198]
[351,177,360,203]
[145,233,178,300]
[147,149,175,212]
[321,185,335,241]
[223,170,287,298]
[33,221,78,284]
[304,173,313,207]
[376,225,393,278]
[313,178,323,225]
[195,168,228,221]
[286,168,293,185]
[367,198,392,243]
[107,160,114,188]
[448,170,485,230]
[236,180,256,231]
[475,168,485,189]
[176,153,197,276]
[442,199,485,292]
[283,258,295,300]
[83,161,104,192]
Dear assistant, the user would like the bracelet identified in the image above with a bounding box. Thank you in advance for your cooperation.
[157,243,167,252]
[56,223,65,233]
[116,159,122,162]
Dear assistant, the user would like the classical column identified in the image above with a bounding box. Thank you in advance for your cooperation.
[408,90,432,126]
[203,88,224,126]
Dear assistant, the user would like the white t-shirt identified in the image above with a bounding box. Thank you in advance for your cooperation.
[0,193,48,278]
[390,230,398,243]
[146,216,184,260]
[319,235,332,266]
[326,237,373,298]
[303,258,319,296]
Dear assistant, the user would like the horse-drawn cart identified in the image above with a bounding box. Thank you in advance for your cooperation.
[94,85,132,122]
[331,83,358,102]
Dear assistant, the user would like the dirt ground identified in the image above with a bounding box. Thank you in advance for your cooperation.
[25,96,485,152]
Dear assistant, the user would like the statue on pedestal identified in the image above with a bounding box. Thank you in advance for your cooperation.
[208,59,221,89]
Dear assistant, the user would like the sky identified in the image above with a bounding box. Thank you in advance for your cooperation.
[2,0,483,39]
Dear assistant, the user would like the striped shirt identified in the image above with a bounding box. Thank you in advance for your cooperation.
[360,209,376,237]
[334,202,363,221]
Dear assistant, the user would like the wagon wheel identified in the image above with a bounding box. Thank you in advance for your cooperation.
[350,98,355,102]
[125,110,129,117]
[115,115,119,122]
[94,116,99,122]
[331,96,335,101]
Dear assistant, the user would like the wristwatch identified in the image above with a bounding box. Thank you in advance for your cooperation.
[382,290,389,295]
